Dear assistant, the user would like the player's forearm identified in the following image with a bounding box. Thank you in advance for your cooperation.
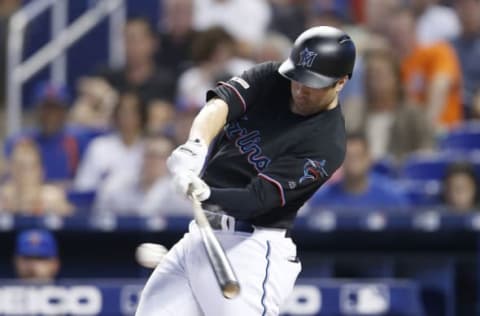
[189,98,229,146]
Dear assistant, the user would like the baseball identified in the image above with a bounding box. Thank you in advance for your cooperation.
[135,243,168,269]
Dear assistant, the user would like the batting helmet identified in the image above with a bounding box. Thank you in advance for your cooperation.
[278,26,356,89]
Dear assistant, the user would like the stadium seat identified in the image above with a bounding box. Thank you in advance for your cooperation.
[439,122,480,152]
[66,189,96,211]
[372,156,398,178]
[398,180,442,206]
[401,153,455,181]
[399,152,480,206]
[400,152,480,181]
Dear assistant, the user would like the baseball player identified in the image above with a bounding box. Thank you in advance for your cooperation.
[136,26,356,316]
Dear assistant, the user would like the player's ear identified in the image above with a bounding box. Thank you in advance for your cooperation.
[334,76,349,93]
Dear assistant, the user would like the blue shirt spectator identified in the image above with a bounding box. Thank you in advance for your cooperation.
[309,133,410,212]
[310,173,410,211]
[4,82,79,182]
[5,129,79,181]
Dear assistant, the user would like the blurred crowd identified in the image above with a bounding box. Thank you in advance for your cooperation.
[0,0,479,218]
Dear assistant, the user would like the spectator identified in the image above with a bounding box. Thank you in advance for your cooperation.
[411,0,461,45]
[156,0,197,81]
[305,0,351,29]
[268,0,307,42]
[73,92,145,192]
[94,135,191,216]
[254,32,291,63]
[363,0,398,35]
[0,140,72,216]
[146,99,175,135]
[451,0,480,119]
[192,0,271,56]
[100,17,175,105]
[340,33,388,133]
[472,88,480,120]
[14,229,60,281]
[442,162,479,213]
[5,82,80,183]
[304,0,367,133]
[173,108,199,145]
[176,27,236,110]
[69,76,118,130]
[387,7,463,131]
[309,133,410,212]
[360,49,434,162]
[0,0,21,108]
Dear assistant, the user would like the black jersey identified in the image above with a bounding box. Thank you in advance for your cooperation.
[202,62,346,229]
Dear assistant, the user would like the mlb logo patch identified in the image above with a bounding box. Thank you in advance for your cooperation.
[340,283,390,315]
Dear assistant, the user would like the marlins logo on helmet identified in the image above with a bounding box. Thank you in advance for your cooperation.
[297,48,318,68]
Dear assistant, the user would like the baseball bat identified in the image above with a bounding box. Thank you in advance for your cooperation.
[190,194,241,299]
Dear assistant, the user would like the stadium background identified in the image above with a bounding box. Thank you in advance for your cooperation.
[0,0,479,315]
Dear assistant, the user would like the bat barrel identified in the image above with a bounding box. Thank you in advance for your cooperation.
[222,281,240,299]
[199,225,241,299]
[190,192,241,299]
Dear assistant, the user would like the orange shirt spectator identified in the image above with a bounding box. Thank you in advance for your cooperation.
[401,41,463,128]
[388,8,464,130]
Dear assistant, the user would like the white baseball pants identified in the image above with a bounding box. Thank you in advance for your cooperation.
[135,221,301,316]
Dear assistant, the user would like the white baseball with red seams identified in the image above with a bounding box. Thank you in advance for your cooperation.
[135,243,168,269]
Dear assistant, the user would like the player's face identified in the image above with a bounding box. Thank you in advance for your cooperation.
[290,78,347,116]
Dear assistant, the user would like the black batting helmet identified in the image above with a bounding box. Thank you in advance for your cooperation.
[278,26,356,89]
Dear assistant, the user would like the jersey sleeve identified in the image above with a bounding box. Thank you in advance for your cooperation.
[206,62,278,122]
[256,153,341,208]
[207,151,345,219]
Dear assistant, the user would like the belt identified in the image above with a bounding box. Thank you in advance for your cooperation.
[204,211,290,237]
[205,211,255,233]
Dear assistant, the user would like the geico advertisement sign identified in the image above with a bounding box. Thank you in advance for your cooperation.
[0,285,101,315]
[121,284,323,315]
[0,284,322,315]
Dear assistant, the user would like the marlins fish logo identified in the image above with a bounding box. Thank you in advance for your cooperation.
[299,159,328,184]
[297,48,318,68]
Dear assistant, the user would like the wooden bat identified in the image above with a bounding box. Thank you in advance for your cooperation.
[190,194,241,299]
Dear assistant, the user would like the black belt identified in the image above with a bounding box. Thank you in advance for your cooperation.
[205,211,255,233]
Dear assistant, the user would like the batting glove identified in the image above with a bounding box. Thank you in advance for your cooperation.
[167,139,208,176]
[173,171,211,202]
